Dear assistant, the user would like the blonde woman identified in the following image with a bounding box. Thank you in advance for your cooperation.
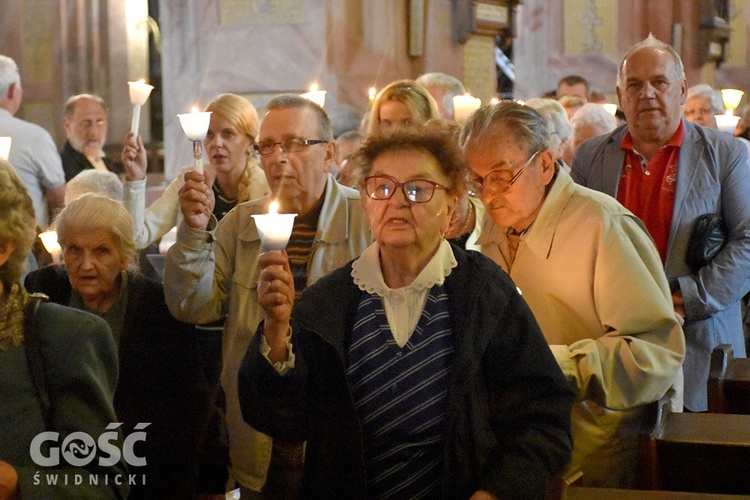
[121,93,270,249]
[365,80,440,138]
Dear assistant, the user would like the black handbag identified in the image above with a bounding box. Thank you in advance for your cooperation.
[685,213,726,273]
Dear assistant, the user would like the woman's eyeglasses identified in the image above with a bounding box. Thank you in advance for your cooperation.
[364,176,448,203]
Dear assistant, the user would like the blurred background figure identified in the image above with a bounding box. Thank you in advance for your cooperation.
[365,80,439,137]
[60,94,122,182]
[0,159,127,499]
[526,98,573,170]
[25,194,221,498]
[0,55,65,228]
[682,83,723,129]
[334,129,363,188]
[558,95,586,120]
[556,74,591,102]
[566,102,618,165]
[735,104,750,140]
[415,72,466,122]
[64,169,123,205]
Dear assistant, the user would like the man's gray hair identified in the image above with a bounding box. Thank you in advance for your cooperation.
[265,93,333,141]
[617,34,685,87]
[0,55,20,102]
[415,72,466,117]
[571,103,618,136]
[64,93,108,119]
[459,101,549,155]
[65,169,124,204]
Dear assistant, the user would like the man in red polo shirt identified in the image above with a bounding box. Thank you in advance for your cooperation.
[572,35,750,412]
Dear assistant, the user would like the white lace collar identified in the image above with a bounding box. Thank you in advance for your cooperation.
[351,239,457,297]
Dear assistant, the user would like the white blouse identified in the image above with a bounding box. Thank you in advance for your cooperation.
[351,239,457,347]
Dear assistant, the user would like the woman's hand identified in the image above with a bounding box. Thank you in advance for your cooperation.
[0,461,18,500]
[178,170,215,230]
[120,132,148,182]
[257,251,295,363]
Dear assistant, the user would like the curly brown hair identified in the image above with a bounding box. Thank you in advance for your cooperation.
[352,122,467,196]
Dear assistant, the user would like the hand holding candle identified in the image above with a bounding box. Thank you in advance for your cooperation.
[177,107,212,174]
[252,201,297,251]
[128,79,154,135]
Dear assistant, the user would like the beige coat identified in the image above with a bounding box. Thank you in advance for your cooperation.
[470,168,684,487]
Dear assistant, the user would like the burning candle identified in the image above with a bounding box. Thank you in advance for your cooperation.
[177,107,212,174]
[128,79,154,135]
[39,230,62,264]
[0,137,11,160]
[452,93,482,124]
[251,201,297,251]
[369,87,377,107]
[301,83,327,108]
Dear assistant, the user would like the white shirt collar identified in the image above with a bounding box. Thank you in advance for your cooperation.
[351,239,457,296]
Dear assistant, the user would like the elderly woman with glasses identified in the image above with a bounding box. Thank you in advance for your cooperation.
[238,126,575,499]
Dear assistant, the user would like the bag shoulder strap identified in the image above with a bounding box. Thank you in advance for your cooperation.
[23,295,52,429]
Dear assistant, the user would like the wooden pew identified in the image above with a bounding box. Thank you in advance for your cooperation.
[708,344,750,414]
[637,398,750,495]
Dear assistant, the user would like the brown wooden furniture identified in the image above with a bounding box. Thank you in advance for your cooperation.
[637,399,750,495]
[708,344,750,414]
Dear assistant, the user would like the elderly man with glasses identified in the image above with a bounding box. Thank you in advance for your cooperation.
[164,94,371,499]
[462,101,685,489]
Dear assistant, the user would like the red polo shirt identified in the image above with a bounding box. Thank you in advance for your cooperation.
[617,120,684,263]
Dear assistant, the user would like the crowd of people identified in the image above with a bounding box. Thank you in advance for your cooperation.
[1,32,749,499]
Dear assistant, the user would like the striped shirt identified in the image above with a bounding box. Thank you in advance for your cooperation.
[347,286,455,499]
[286,197,323,299]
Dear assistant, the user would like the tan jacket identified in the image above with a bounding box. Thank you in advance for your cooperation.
[471,168,684,487]
[164,175,372,491]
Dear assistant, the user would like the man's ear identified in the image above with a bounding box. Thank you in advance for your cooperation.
[539,149,556,186]
[322,141,336,174]
[6,82,17,101]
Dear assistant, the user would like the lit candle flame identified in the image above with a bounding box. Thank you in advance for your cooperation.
[191,106,200,113]
[269,200,279,214]
[369,87,376,99]
[310,83,318,92]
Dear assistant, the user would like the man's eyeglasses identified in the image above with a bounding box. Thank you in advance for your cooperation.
[254,138,328,155]
[468,150,540,195]
[364,176,448,203]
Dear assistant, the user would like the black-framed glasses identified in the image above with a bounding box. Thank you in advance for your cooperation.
[364,176,448,203]
[254,138,328,155]
[468,150,540,195]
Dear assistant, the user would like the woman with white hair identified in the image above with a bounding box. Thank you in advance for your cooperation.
[682,83,723,129]
[0,160,127,498]
[25,194,219,498]
[569,103,618,159]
